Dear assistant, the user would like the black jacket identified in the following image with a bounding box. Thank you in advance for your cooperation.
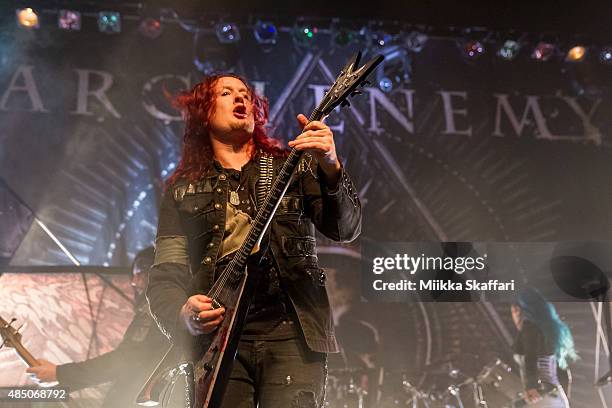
[513,320,559,389]
[147,153,361,353]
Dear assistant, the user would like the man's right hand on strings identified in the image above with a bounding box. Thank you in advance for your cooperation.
[180,295,225,336]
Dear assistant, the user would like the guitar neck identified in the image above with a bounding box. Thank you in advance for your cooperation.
[13,342,38,367]
[0,316,38,367]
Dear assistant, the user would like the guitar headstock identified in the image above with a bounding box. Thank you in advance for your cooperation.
[0,315,23,350]
[315,51,384,119]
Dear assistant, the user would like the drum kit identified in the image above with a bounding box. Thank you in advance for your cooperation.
[324,358,525,408]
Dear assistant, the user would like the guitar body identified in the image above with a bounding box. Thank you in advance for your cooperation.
[195,262,259,408]
[137,262,260,408]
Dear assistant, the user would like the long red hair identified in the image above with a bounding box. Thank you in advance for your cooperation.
[167,73,286,186]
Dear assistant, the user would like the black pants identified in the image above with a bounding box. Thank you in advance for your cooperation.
[218,336,327,408]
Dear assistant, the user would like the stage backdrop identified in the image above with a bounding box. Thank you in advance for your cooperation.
[0,14,611,408]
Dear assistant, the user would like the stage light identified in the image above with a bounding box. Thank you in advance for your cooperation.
[16,8,39,29]
[403,31,428,53]
[600,48,612,64]
[463,40,485,58]
[566,45,586,62]
[254,21,277,45]
[498,40,520,60]
[379,77,393,92]
[371,31,393,47]
[294,24,318,45]
[58,10,81,31]
[216,22,240,44]
[532,42,555,61]
[376,46,412,92]
[139,17,162,39]
[332,28,354,46]
[98,11,121,34]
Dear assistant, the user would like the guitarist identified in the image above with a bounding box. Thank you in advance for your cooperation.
[147,74,361,408]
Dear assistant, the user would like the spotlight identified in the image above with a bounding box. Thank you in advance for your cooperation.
[463,40,485,58]
[376,46,412,92]
[253,21,277,45]
[498,40,520,60]
[403,31,428,53]
[531,42,555,61]
[16,8,39,29]
[332,27,355,47]
[98,11,121,34]
[371,31,393,47]
[293,24,318,46]
[600,47,612,64]
[566,45,586,62]
[139,18,162,39]
[58,10,81,31]
[379,77,393,92]
[216,22,240,44]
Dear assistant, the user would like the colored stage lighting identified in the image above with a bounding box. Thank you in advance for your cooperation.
[600,48,612,64]
[498,40,520,60]
[371,31,393,47]
[332,28,354,46]
[139,18,162,39]
[58,10,81,31]
[294,24,317,45]
[379,77,393,93]
[566,45,586,62]
[16,8,39,29]
[98,11,121,34]
[216,23,240,44]
[254,21,277,45]
[464,40,485,58]
[531,42,555,61]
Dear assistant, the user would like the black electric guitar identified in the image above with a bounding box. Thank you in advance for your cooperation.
[137,51,384,408]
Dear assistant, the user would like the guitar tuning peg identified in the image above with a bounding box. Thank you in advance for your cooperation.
[351,90,363,97]
[341,100,351,108]
[360,80,371,87]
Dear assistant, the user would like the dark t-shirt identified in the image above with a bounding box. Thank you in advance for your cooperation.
[214,159,298,340]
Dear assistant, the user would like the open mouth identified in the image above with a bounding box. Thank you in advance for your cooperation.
[233,105,247,119]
